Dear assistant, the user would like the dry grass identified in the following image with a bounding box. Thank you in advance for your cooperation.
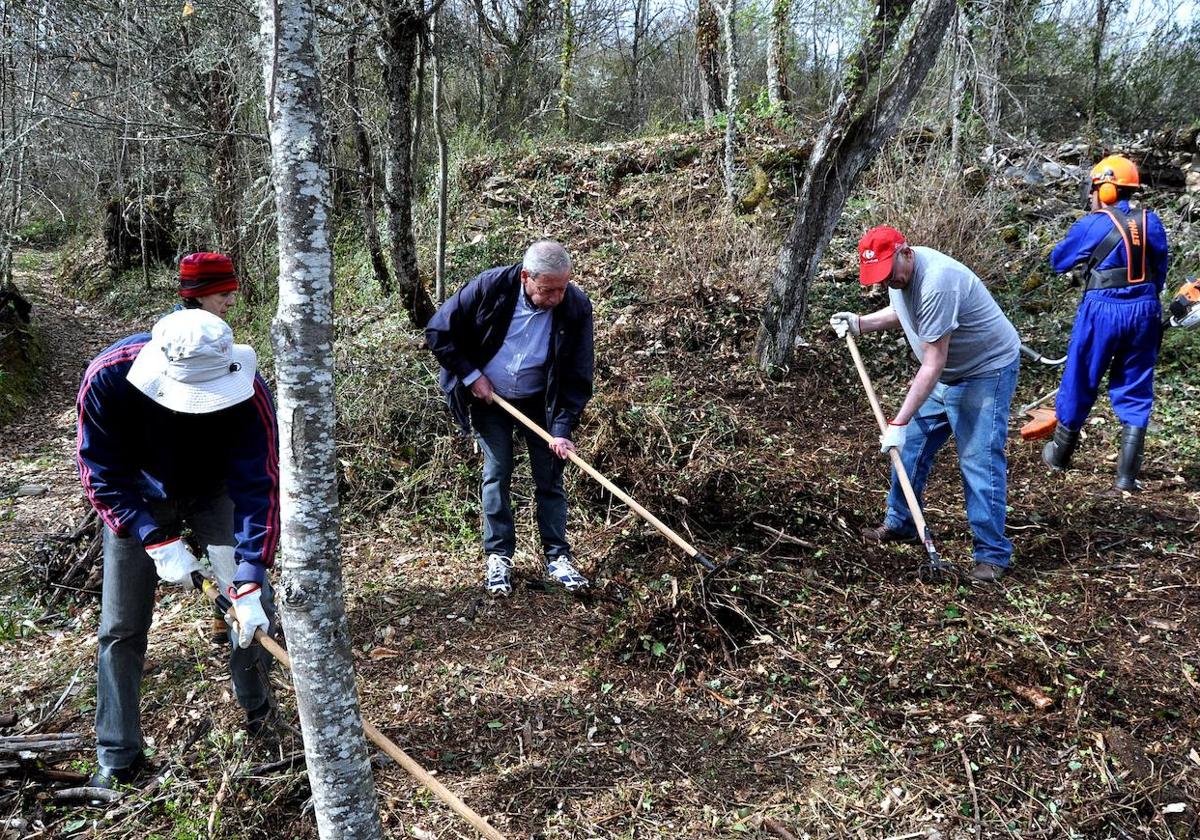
[859,139,1008,283]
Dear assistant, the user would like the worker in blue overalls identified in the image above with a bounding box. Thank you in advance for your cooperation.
[1042,154,1169,491]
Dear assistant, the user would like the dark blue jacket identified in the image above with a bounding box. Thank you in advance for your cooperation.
[76,334,280,585]
[426,263,594,438]
[1049,200,1169,301]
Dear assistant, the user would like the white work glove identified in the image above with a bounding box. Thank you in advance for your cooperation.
[146,537,203,589]
[829,312,861,339]
[880,421,908,453]
[230,583,269,649]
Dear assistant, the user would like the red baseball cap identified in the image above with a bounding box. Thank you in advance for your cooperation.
[857,226,906,286]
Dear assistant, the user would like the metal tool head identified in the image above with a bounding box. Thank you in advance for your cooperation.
[916,541,957,582]
[695,551,745,588]
[691,551,717,572]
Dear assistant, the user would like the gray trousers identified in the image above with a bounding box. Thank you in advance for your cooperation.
[96,493,277,770]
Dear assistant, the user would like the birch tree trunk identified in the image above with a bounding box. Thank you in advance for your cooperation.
[1087,0,1112,127]
[714,0,738,207]
[756,0,957,372]
[257,1,385,836]
[976,0,1004,141]
[432,10,449,303]
[411,32,427,168]
[0,1,38,289]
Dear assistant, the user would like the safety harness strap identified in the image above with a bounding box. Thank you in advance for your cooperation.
[1085,207,1147,291]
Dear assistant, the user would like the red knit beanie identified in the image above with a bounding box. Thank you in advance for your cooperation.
[178,252,239,299]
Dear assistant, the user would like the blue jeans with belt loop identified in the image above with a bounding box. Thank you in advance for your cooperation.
[883,359,1020,569]
[95,493,277,771]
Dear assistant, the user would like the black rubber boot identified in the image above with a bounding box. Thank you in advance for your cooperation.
[1114,423,1146,492]
[87,752,148,790]
[1041,424,1081,471]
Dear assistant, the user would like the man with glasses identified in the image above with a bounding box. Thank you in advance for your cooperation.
[830,226,1021,582]
[427,240,594,596]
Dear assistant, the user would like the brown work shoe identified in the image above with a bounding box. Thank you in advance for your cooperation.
[861,524,920,545]
[969,562,1008,583]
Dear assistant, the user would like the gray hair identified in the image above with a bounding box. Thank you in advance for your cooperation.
[523,239,572,278]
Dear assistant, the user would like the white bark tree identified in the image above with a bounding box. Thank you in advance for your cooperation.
[432,9,450,303]
[257,1,385,836]
[713,0,739,207]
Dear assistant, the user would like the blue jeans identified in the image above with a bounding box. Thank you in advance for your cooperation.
[96,493,277,770]
[884,359,1019,568]
[471,395,570,560]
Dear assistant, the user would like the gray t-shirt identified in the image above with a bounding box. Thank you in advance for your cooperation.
[888,246,1020,382]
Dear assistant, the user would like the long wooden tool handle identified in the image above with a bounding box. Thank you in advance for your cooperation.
[199,580,508,840]
[843,333,933,544]
[490,394,707,562]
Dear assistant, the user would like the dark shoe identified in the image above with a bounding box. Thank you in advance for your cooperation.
[969,562,1008,583]
[1042,424,1080,471]
[861,524,920,545]
[246,699,276,738]
[1114,423,1145,492]
[87,752,147,790]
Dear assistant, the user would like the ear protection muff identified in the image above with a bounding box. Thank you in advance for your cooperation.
[1098,182,1118,205]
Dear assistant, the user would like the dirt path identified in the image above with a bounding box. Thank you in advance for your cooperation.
[1,250,138,560]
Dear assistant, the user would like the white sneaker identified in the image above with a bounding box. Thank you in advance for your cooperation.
[546,556,589,592]
[485,554,513,597]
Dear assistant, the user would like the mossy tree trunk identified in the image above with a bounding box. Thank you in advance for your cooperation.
[696,0,724,127]
[756,0,957,373]
[376,0,437,328]
[766,0,791,111]
[559,0,576,134]
[346,41,393,296]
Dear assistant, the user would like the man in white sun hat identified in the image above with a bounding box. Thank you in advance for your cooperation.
[75,308,280,790]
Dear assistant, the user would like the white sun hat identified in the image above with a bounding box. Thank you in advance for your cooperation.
[126,309,257,414]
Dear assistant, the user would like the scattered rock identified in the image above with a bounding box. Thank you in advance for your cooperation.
[15,484,48,497]
[1041,161,1064,180]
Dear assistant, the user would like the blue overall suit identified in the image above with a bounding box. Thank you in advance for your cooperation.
[1048,200,1168,431]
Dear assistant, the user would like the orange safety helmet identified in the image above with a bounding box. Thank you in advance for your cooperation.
[1090,155,1140,205]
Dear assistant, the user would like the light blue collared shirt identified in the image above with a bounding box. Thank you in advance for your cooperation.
[464,291,552,398]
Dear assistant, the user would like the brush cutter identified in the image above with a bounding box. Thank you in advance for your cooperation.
[1167,276,1200,329]
[489,394,721,573]
[192,572,508,840]
[1017,343,1067,442]
[842,334,953,581]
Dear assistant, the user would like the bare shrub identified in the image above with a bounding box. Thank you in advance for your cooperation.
[860,137,1007,283]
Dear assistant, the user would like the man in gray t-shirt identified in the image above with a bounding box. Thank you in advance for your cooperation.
[830,226,1021,582]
